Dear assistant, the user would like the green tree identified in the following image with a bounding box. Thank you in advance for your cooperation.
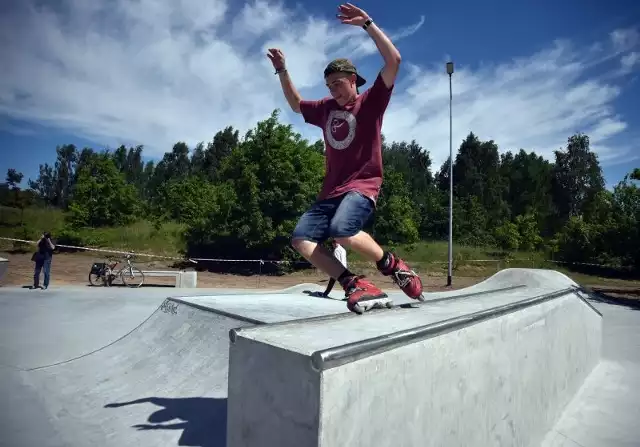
[6,168,23,189]
[554,216,596,263]
[382,138,441,239]
[453,195,490,246]
[450,133,508,232]
[184,110,325,260]
[54,144,78,208]
[155,176,219,223]
[551,133,605,229]
[514,213,543,251]
[3,169,33,223]
[607,172,640,266]
[28,163,56,206]
[494,221,520,251]
[500,149,553,234]
[374,169,419,244]
[67,153,139,227]
[190,142,206,177]
[27,144,79,208]
[202,126,240,182]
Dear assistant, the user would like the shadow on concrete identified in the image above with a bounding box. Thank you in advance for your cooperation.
[587,287,640,311]
[105,396,227,447]
[302,289,347,301]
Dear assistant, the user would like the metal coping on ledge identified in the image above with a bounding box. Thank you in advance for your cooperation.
[311,286,584,372]
[228,283,527,341]
[574,287,604,317]
[168,297,267,326]
[417,283,525,305]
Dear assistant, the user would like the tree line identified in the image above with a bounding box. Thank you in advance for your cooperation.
[1,109,639,271]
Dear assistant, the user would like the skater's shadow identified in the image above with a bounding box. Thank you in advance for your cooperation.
[302,289,324,297]
[105,396,227,447]
[302,289,346,301]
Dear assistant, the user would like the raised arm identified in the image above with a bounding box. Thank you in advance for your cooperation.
[267,48,302,114]
[337,3,402,88]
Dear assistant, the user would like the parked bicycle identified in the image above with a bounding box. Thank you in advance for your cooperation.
[89,254,145,287]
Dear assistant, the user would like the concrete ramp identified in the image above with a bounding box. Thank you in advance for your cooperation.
[4,299,243,447]
[1,291,347,447]
[226,270,603,447]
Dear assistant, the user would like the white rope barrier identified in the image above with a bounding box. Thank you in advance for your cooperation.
[0,236,300,265]
[0,236,623,269]
[0,236,197,263]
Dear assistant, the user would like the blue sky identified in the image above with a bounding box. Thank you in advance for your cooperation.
[1,0,639,190]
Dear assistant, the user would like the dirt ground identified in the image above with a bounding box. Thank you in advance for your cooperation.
[0,251,483,291]
[3,251,639,310]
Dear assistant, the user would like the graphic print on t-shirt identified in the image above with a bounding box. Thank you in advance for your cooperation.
[325,109,356,150]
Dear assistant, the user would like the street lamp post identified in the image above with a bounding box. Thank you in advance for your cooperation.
[446,61,454,287]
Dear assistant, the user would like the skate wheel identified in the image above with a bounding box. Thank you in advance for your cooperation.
[351,303,364,314]
[385,301,394,309]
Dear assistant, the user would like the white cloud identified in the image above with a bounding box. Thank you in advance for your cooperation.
[0,0,637,173]
[620,52,639,74]
[610,28,639,52]
[382,36,639,169]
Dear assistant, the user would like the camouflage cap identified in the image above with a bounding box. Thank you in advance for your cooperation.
[324,58,366,87]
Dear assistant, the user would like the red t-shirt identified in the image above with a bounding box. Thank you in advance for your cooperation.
[300,73,393,203]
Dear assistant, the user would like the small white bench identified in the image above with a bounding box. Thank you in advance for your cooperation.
[141,270,197,288]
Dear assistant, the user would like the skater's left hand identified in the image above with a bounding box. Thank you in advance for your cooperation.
[336,3,370,27]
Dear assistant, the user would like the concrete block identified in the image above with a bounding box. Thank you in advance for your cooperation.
[226,289,602,447]
[177,271,197,288]
[227,336,321,447]
[141,270,197,288]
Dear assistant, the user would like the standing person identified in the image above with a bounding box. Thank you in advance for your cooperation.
[33,232,55,289]
[320,240,348,297]
[267,3,424,313]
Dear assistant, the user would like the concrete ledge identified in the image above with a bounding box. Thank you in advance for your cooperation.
[226,284,602,447]
[141,270,197,288]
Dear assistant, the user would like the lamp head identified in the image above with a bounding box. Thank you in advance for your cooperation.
[446,61,454,75]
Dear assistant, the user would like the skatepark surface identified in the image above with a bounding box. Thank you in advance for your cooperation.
[0,270,638,447]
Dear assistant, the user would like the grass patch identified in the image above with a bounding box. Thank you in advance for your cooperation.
[346,240,545,277]
[2,205,639,287]
[0,205,67,238]
[0,206,186,257]
[73,221,187,256]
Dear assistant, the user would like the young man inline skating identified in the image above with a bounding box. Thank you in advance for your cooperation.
[267,3,424,313]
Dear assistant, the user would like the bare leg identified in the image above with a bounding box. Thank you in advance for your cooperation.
[292,232,386,280]
[340,230,424,300]
[292,239,348,279]
[335,231,384,263]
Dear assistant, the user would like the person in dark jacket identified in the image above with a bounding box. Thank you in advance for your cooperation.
[33,232,55,289]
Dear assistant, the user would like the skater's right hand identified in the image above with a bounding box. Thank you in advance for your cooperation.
[267,48,286,71]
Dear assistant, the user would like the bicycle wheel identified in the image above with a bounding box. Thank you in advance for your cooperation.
[88,272,106,286]
[120,266,144,288]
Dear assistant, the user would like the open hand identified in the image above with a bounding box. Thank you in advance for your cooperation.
[267,48,286,70]
[336,3,370,26]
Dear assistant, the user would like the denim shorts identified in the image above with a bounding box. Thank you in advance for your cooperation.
[291,191,375,243]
